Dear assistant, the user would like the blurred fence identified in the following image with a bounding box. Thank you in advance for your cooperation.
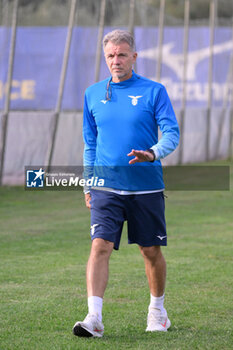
[0,0,233,185]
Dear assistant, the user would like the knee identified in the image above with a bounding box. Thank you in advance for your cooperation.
[91,238,114,258]
[139,245,161,261]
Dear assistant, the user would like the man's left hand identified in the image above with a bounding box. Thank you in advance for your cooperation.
[127,149,155,164]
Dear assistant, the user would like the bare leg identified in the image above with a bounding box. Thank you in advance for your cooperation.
[139,245,166,297]
[86,238,114,298]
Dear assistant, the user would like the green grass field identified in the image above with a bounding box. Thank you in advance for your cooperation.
[0,162,233,350]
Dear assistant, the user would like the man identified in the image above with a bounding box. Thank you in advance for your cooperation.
[73,29,179,338]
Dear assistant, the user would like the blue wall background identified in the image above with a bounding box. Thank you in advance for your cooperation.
[0,26,232,110]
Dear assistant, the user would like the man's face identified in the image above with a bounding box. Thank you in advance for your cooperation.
[104,41,137,83]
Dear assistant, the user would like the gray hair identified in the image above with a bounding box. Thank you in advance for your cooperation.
[103,29,136,51]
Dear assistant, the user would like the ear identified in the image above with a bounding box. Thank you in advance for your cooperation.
[133,52,137,62]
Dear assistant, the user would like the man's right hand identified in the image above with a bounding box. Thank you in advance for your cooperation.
[85,192,91,209]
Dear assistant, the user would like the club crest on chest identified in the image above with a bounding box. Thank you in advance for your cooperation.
[128,95,143,106]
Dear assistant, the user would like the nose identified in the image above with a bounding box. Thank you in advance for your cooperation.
[113,55,120,65]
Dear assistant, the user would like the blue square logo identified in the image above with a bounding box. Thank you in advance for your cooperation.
[26,168,45,188]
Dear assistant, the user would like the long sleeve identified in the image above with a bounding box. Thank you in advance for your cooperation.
[83,93,97,167]
[151,86,180,159]
[83,93,97,192]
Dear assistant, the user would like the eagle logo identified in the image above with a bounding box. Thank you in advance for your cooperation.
[128,95,143,106]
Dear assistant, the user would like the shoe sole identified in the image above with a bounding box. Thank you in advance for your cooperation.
[73,323,103,338]
[73,324,93,337]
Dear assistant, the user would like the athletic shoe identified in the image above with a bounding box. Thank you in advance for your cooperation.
[72,313,104,338]
[146,308,171,332]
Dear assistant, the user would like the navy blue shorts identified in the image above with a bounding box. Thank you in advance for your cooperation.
[90,189,167,250]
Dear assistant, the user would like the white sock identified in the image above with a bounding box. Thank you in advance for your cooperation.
[149,293,165,313]
[88,296,103,322]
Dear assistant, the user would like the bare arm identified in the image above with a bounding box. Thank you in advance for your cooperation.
[84,192,91,209]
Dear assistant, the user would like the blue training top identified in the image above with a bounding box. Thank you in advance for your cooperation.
[83,71,179,191]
